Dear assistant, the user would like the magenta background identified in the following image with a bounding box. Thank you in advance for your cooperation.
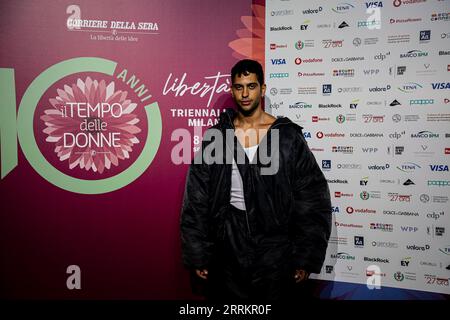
[0,0,262,299]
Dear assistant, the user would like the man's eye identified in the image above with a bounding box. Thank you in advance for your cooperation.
[249,85,256,89]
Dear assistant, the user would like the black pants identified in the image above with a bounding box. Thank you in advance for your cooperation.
[204,204,310,302]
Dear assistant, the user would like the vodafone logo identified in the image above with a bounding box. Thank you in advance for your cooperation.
[295,57,302,65]
[346,206,354,214]
[316,131,324,139]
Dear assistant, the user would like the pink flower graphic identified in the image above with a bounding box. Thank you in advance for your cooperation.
[228,3,265,66]
[41,77,141,174]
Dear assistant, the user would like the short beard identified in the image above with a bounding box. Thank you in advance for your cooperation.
[236,96,260,117]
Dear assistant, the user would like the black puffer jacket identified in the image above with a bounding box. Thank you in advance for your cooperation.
[180,108,331,275]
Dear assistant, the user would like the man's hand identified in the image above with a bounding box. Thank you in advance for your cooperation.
[195,269,208,280]
[294,269,309,283]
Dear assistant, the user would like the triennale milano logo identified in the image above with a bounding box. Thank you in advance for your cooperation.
[0,57,162,194]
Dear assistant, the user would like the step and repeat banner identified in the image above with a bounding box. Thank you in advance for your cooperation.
[0,0,264,299]
[266,0,449,295]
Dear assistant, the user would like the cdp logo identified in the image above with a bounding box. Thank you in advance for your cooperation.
[0,57,162,194]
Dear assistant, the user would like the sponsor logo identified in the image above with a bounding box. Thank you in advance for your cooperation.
[335,191,353,198]
[372,241,398,248]
[426,211,444,220]
[420,30,431,42]
[303,7,323,14]
[439,50,450,56]
[270,58,287,65]
[387,34,410,44]
[333,69,355,77]
[354,236,364,247]
[322,160,331,170]
[398,82,423,93]
[337,163,361,169]
[327,178,349,184]
[318,103,342,108]
[424,274,449,286]
[364,257,390,264]
[269,73,289,79]
[295,57,323,64]
[368,85,390,92]
[431,12,450,22]
[368,164,390,170]
[346,206,376,214]
[270,25,293,31]
[331,252,356,260]
[338,21,349,28]
[374,51,390,61]
[427,225,445,237]
[410,99,434,105]
[289,101,312,109]
[366,2,383,8]
[427,180,450,187]
[270,43,288,50]
[393,0,427,7]
[295,40,314,50]
[388,192,411,202]
[400,226,418,232]
[332,146,354,154]
[332,206,340,213]
[411,130,439,138]
[335,222,364,228]
[316,132,345,139]
[322,39,343,48]
[431,82,450,90]
[390,99,401,106]
[430,165,449,172]
[389,17,422,24]
[370,223,394,232]
[362,147,378,153]
[271,9,294,16]
[406,244,430,251]
[337,87,363,93]
[297,72,325,77]
[331,56,365,62]
[326,265,334,273]
[332,3,355,14]
[383,210,419,217]
[397,162,421,172]
[400,50,428,58]
[401,257,411,267]
[323,84,332,95]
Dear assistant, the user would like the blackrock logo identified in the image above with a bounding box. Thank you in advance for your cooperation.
[364,257,390,264]
[270,25,293,31]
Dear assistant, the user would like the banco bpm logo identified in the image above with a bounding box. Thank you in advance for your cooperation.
[0,57,162,194]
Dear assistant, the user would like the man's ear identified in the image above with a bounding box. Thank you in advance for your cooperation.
[261,83,266,96]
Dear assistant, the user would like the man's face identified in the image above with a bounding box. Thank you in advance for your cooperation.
[231,72,266,114]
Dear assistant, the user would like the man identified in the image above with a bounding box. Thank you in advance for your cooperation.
[180,59,331,301]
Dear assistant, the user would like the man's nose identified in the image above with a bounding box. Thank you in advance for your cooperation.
[242,87,249,98]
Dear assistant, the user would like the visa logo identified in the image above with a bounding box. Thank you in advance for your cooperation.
[430,165,449,172]
[332,206,340,213]
[303,132,312,139]
[431,82,450,90]
[366,1,383,8]
[271,58,287,65]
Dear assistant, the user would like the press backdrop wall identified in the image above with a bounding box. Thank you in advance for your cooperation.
[265,0,449,297]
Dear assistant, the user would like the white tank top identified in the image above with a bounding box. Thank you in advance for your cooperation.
[230,145,258,210]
